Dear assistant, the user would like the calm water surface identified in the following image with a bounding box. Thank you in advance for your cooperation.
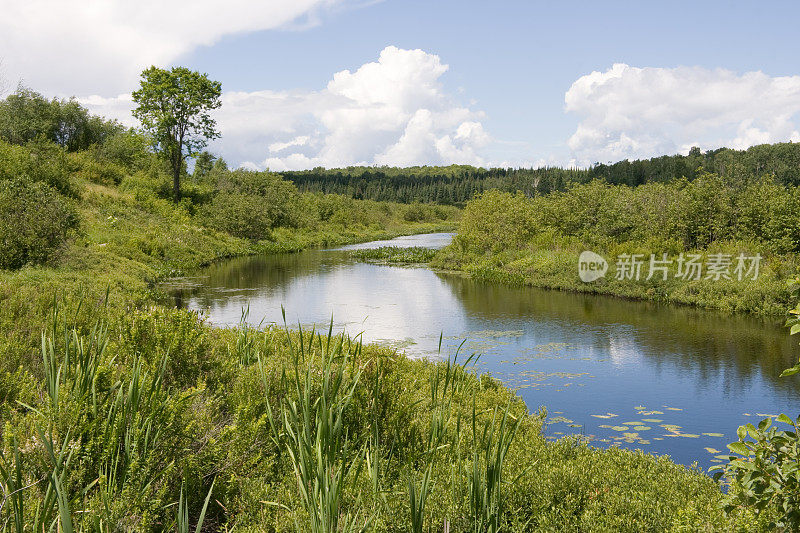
[166,233,800,470]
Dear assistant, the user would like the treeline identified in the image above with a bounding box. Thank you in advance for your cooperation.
[0,87,122,151]
[588,144,800,187]
[281,165,587,204]
[456,175,800,255]
[281,143,800,204]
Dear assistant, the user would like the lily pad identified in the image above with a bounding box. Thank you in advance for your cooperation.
[702,432,724,438]
[633,426,652,431]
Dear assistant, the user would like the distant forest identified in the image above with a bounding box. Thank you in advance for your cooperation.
[279,142,800,204]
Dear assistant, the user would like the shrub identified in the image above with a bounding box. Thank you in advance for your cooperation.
[68,150,126,185]
[403,203,430,222]
[713,416,800,530]
[456,190,536,253]
[713,279,800,528]
[0,179,78,269]
[93,129,153,172]
[198,193,275,240]
[0,138,75,196]
[199,170,305,238]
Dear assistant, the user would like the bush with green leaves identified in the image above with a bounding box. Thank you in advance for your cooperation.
[0,179,78,269]
[199,169,305,238]
[454,190,536,254]
[198,193,277,240]
[92,129,154,173]
[68,150,127,185]
[713,416,800,530]
[0,138,76,197]
[712,278,800,529]
[456,173,800,256]
[403,203,431,222]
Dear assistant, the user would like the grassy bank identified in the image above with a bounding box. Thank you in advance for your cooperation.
[429,184,800,316]
[1,302,759,530]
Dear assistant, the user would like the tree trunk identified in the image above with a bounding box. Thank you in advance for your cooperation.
[173,153,181,203]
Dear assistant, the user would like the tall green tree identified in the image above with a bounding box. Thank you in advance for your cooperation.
[132,66,222,202]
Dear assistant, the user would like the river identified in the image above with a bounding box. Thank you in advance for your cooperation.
[165,232,800,470]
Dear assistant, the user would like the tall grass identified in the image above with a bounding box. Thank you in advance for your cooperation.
[177,478,215,533]
[259,314,371,532]
[467,401,521,533]
[0,303,215,531]
[0,301,740,530]
[409,337,479,532]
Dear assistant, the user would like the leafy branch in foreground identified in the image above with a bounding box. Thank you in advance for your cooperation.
[713,277,800,529]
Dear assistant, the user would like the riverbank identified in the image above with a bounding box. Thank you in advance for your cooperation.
[0,177,458,373]
[426,187,799,317]
[429,243,791,317]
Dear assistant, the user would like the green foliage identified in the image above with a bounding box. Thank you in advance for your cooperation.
[780,277,800,377]
[712,279,800,530]
[93,129,154,173]
[199,193,278,240]
[712,416,800,530]
[198,170,304,239]
[132,66,222,202]
[0,138,76,196]
[68,150,127,185]
[281,142,800,205]
[260,322,371,532]
[468,401,520,533]
[0,178,78,269]
[282,164,587,204]
[402,203,431,222]
[0,86,121,151]
[0,140,83,269]
[455,190,536,254]
[191,151,216,182]
[438,174,800,315]
[0,105,755,529]
[0,298,743,532]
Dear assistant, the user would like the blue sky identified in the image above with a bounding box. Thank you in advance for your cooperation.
[2,0,800,169]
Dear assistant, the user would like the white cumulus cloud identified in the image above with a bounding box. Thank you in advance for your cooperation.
[565,63,800,165]
[0,0,349,95]
[82,46,491,170]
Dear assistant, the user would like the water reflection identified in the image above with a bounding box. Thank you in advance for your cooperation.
[165,233,800,468]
